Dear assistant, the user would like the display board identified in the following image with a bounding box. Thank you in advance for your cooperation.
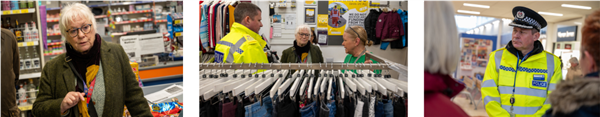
[327,0,368,35]
[457,33,497,87]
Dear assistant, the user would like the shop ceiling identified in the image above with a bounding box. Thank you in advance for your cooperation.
[452,1,600,23]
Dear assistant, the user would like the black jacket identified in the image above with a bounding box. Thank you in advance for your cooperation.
[364,9,382,45]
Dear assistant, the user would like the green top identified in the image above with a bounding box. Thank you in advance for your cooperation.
[342,52,382,74]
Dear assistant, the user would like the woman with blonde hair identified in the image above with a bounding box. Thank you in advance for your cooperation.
[341,26,380,74]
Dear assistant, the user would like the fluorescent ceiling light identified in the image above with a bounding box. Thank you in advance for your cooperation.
[561,4,591,10]
[457,10,480,15]
[538,12,563,16]
[574,22,582,25]
[463,3,490,9]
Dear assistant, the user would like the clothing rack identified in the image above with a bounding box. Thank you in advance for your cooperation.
[200,53,407,71]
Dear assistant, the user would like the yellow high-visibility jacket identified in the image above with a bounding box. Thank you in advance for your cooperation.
[482,42,562,117]
[214,23,268,64]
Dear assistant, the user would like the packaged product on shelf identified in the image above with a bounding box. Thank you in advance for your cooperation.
[11,0,18,10]
[24,22,30,42]
[150,100,183,117]
[23,46,32,73]
[18,0,26,10]
[2,1,10,10]
[129,61,144,87]
[27,79,36,104]
[18,84,27,106]
[31,46,40,72]
[31,22,38,41]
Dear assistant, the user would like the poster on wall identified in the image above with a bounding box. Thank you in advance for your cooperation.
[327,0,368,35]
[565,44,572,50]
[273,15,282,23]
[305,8,316,23]
[305,0,316,6]
[317,14,328,29]
[285,14,296,30]
[556,43,561,49]
[318,30,328,45]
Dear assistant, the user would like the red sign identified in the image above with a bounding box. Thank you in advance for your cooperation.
[556,43,561,49]
[565,44,572,49]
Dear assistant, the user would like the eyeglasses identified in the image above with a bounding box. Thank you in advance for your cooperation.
[297,33,311,37]
[67,24,92,37]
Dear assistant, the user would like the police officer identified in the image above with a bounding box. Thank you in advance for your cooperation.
[481,6,562,117]
[214,2,266,64]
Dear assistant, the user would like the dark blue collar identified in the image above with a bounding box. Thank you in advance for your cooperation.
[584,71,599,78]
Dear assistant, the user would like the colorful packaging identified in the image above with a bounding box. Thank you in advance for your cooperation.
[150,101,183,117]
[129,61,143,87]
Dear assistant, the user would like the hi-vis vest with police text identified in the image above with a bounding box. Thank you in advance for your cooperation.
[214,23,268,64]
[481,48,561,117]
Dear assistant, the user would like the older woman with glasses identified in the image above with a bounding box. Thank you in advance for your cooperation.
[32,3,152,117]
[280,24,324,64]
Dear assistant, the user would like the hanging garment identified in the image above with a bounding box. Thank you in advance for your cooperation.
[364,9,382,45]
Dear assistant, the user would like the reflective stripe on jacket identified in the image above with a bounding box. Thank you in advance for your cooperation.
[214,22,268,65]
[482,48,562,117]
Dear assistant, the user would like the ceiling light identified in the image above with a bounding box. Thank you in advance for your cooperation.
[574,22,582,25]
[538,12,563,16]
[457,10,480,15]
[463,3,490,9]
[561,4,591,10]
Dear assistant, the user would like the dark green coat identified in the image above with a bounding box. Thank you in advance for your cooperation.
[281,44,324,75]
[32,40,152,117]
[280,44,324,64]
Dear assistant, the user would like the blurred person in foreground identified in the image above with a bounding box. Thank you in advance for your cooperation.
[1,28,21,117]
[565,57,584,80]
[423,1,468,117]
[543,9,600,117]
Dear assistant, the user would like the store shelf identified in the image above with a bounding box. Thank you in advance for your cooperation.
[111,29,156,36]
[1,8,35,15]
[18,41,39,47]
[46,1,166,10]
[114,18,153,25]
[47,33,61,36]
[47,19,59,23]
[139,61,183,80]
[112,10,153,15]
[44,52,64,56]
[155,19,167,23]
[47,42,63,46]
[19,72,41,80]
[18,105,32,111]
[95,15,107,19]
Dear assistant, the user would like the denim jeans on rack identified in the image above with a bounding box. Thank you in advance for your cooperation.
[383,99,394,117]
[244,96,274,117]
[299,101,318,117]
[327,100,336,117]
[375,101,384,117]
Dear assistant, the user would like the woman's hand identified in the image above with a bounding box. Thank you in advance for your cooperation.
[60,92,85,113]
[365,60,373,64]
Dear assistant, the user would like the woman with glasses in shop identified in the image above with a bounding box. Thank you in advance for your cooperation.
[281,24,324,64]
[32,3,152,117]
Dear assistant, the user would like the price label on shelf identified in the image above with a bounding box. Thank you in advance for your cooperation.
[17,43,24,47]
[27,41,34,46]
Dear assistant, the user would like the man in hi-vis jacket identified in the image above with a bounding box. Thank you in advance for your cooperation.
[481,6,562,117]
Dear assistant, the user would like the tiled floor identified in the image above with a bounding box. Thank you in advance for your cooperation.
[453,94,488,117]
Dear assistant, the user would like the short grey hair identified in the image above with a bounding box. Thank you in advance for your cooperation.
[569,57,579,64]
[424,1,460,75]
[59,3,96,38]
[295,24,311,35]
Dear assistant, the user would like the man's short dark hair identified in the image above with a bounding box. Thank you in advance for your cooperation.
[234,2,262,23]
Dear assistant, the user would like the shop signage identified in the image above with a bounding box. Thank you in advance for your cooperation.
[327,0,368,35]
[557,26,577,42]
